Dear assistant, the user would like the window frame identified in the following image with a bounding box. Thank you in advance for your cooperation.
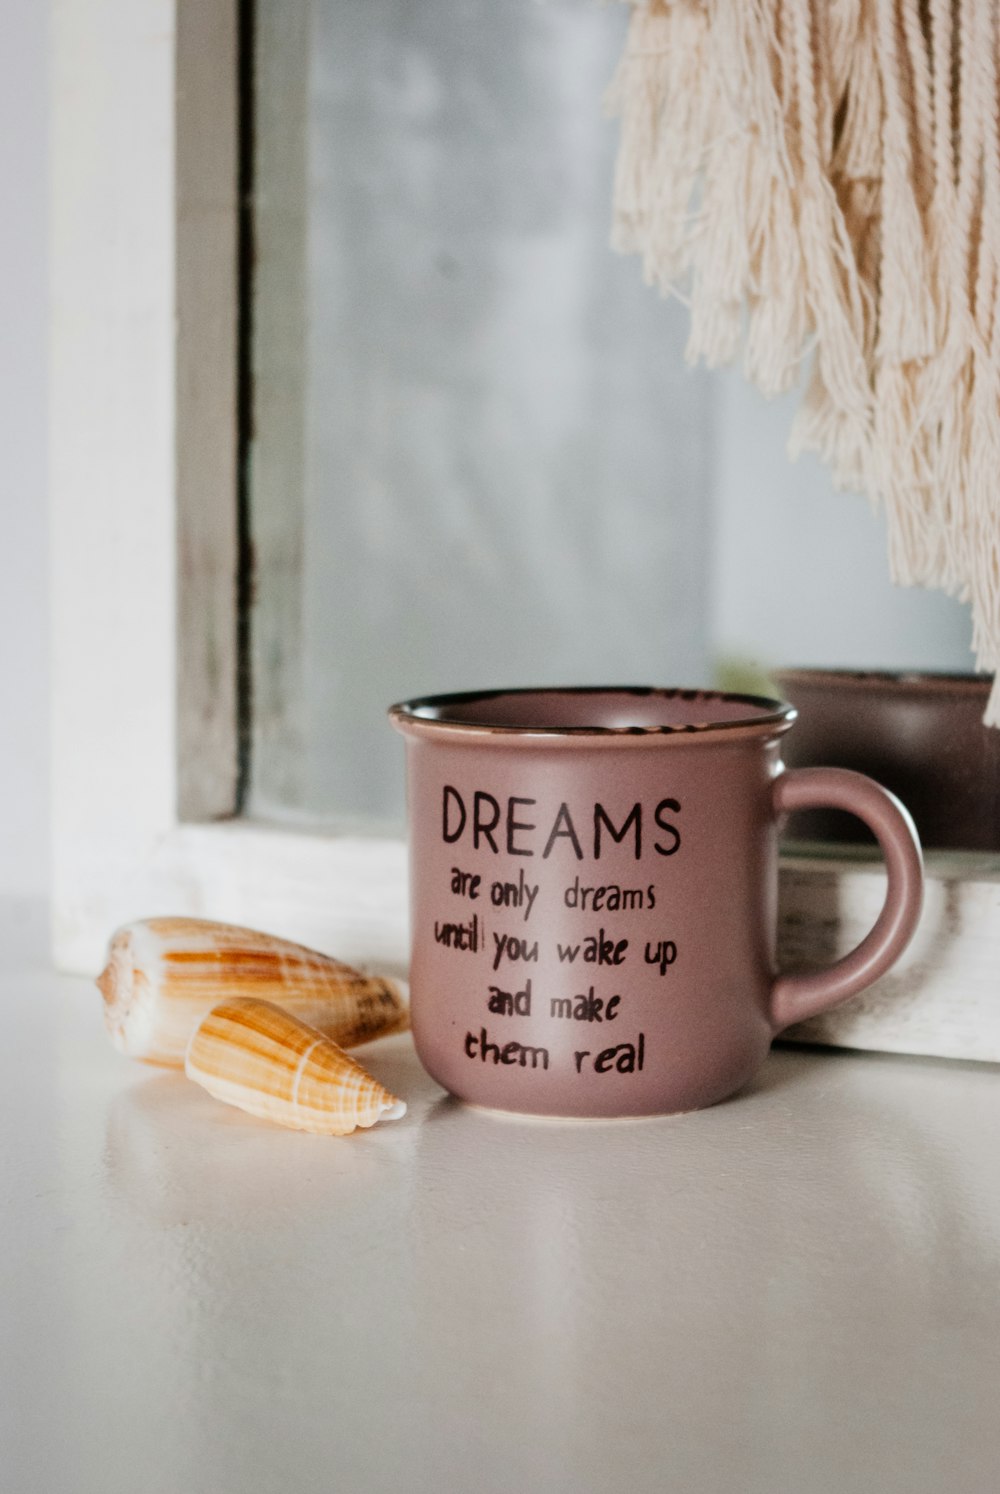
[49,0,408,980]
[50,0,1000,1063]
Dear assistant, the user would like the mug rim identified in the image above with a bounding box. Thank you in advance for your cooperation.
[773,666,988,696]
[388,685,797,743]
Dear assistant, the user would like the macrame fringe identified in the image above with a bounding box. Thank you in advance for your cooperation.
[607,0,1000,723]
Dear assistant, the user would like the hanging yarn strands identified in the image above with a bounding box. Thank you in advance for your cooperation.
[607,0,1000,722]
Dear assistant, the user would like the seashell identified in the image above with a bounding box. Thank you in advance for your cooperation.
[184,998,407,1135]
[97,917,408,1066]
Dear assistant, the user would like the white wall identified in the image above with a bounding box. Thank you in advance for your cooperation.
[0,1,48,897]
[711,370,974,678]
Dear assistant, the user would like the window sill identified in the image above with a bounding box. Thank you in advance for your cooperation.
[54,821,1000,1064]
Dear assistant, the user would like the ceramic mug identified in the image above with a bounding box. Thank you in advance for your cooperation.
[773,668,1000,851]
[389,687,924,1117]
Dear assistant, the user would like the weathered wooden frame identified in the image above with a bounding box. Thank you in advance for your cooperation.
[49,0,405,973]
[50,0,1000,1062]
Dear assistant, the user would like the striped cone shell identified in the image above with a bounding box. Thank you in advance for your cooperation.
[97,917,408,1066]
[185,998,407,1135]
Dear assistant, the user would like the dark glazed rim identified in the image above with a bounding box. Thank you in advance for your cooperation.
[388,685,797,744]
[773,667,989,695]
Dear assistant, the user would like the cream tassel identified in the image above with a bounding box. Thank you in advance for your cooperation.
[608,0,1000,719]
[965,0,1000,720]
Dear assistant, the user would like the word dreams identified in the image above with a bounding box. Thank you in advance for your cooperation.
[442,787,681,860]
[565,876,656,911]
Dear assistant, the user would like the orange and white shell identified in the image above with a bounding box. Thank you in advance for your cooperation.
[185,998,407,1135]
[97,917,409,1066]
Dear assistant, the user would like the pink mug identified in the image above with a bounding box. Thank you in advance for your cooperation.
[389,687,923,1117]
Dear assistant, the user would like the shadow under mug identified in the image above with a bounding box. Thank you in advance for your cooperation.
[389,687,924,1117]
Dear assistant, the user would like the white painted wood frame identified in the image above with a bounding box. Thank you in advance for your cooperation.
[49,0,411,980]
[50,0,1000,1063]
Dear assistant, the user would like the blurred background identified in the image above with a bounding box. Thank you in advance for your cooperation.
[0,0,975,895]
[245,0,976,829]
[0,0,47,901]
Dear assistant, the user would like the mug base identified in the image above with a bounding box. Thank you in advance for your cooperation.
[457,1097,701,1123]
[414,1029,767,1119]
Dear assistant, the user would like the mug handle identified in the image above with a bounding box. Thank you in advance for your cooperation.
[769,767,924,1032]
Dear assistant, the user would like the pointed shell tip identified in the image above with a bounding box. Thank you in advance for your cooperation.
[96,964,115,1006]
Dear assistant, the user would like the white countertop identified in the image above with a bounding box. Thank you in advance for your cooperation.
[2,897,999,1494]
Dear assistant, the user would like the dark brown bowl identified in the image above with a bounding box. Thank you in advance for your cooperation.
[773,668,1000,852]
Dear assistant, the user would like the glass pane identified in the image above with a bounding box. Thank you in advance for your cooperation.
[248,0,714,828]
